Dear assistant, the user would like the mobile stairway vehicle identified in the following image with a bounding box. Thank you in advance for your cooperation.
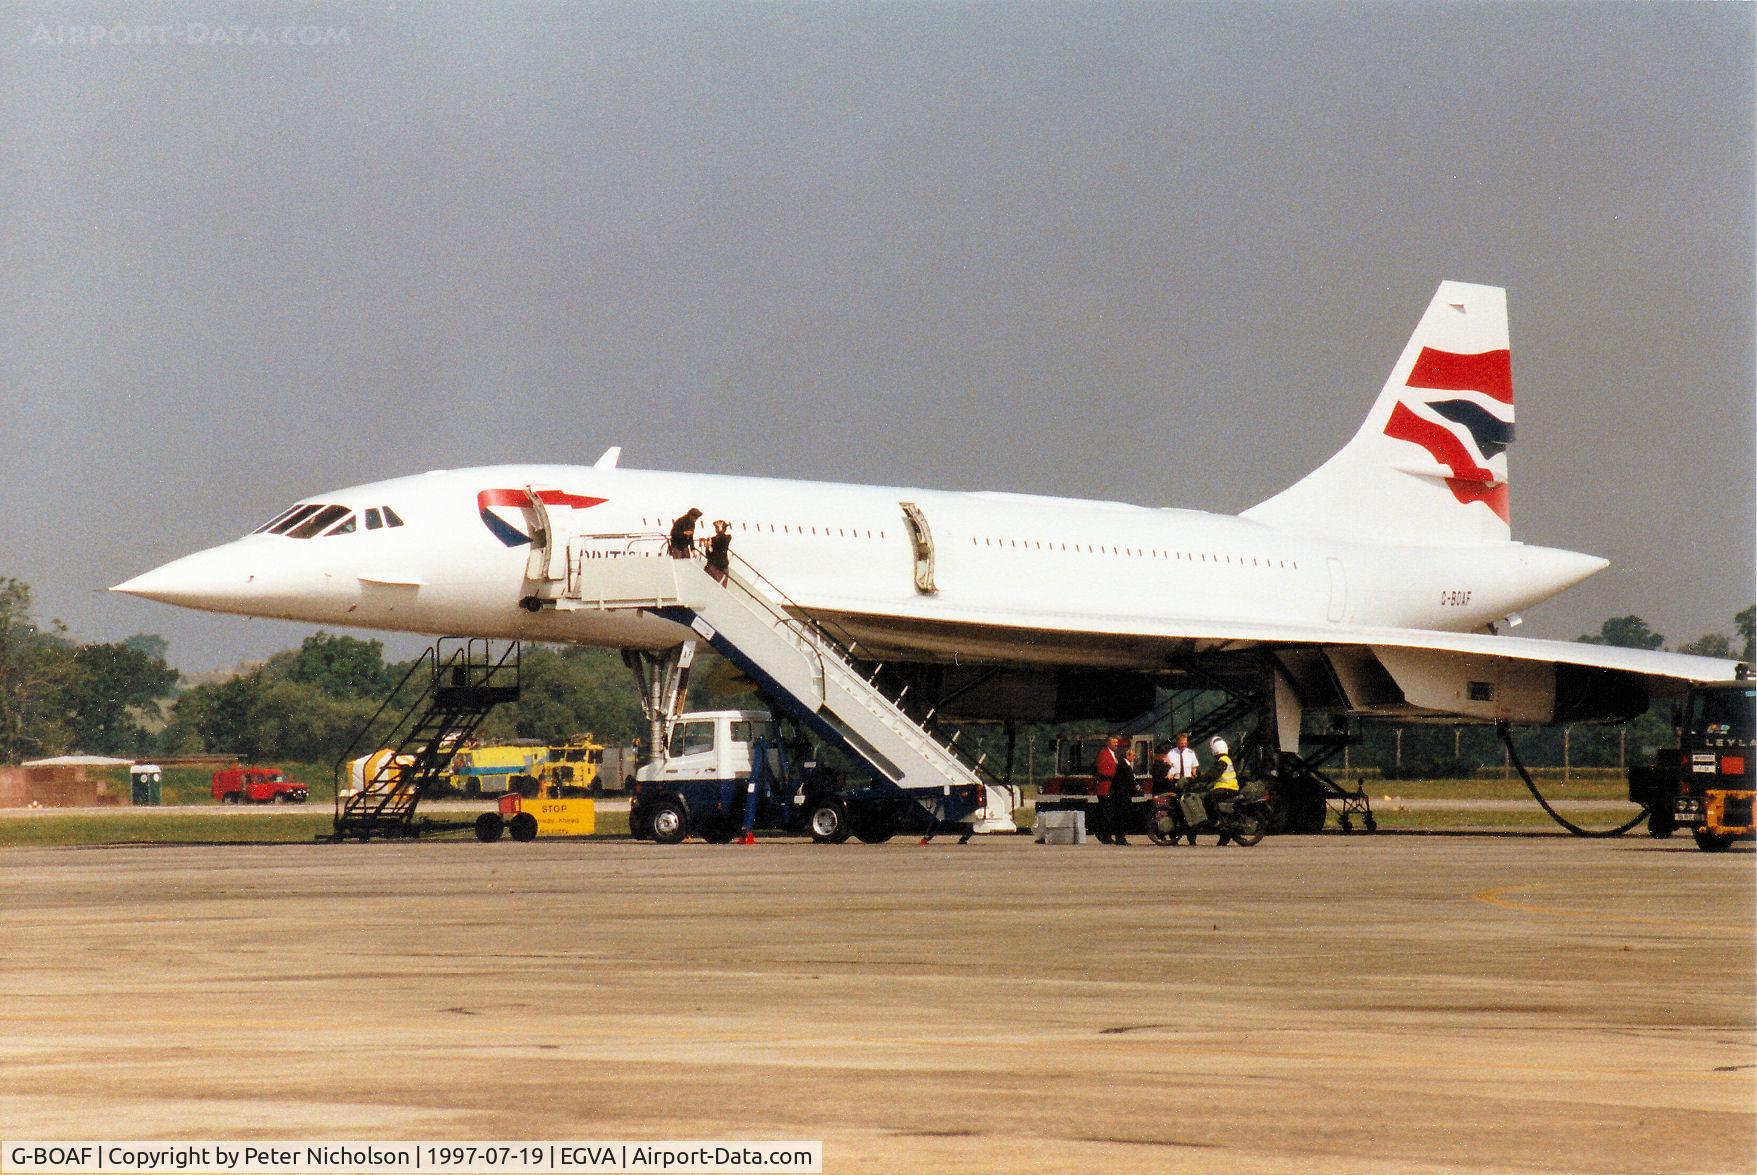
[628,709,948,843]
[526,530,1020,840]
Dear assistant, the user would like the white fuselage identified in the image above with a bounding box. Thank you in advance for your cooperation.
[118,463,1607,670]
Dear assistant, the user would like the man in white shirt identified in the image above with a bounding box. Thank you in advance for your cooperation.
[1165,731,1201,787]
[1163,732,1202,845]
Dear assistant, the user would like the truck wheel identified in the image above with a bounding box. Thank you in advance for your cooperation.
[1693,828,1734,852]
[699,816,738,844]
[648,799,689,845]
[474,813,505,843]
[852,812,896,844]
[807,797,852,844]
[508,812,539,842]
[1647,810,1676,838]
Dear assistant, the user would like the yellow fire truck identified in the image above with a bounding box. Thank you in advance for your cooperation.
[447,735,605,797]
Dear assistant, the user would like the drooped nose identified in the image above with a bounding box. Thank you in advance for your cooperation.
[111,539,319,615]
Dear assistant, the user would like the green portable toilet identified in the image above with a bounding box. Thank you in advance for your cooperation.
[130,764,163,806]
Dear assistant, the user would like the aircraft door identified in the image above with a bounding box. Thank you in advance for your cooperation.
[523,486,568,589]
[1326,558,1347,623]
[900,501,937,594]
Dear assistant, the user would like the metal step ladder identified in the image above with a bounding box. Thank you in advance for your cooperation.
[331,640,521,840]
[551,545,1012,831]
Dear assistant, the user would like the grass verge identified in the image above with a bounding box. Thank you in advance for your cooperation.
[0,808,636,848]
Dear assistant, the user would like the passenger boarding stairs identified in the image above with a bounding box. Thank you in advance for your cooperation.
[331,640,521,840]
[545,538,1014,832]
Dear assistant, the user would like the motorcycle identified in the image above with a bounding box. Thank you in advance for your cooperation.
[1147,782,1271,847]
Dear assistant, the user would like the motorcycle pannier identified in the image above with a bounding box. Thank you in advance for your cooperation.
[1179,793,1208,827]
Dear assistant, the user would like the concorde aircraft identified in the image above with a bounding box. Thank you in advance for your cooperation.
[114,282,1741,756]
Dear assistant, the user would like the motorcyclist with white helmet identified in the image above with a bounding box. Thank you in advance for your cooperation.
[1203,736,1241,846]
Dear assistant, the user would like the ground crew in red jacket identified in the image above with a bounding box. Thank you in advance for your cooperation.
[1092,736,1120,843]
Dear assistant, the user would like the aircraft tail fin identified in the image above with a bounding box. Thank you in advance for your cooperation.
[1241,281,1514,545]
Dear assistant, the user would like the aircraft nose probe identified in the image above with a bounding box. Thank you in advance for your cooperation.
[111,543,258,609]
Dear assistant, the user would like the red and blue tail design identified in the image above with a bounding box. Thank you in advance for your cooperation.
[1383,345,1514,522]
[1243,282,1515,544]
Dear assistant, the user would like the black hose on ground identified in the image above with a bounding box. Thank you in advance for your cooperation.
[1496,721,1647,838]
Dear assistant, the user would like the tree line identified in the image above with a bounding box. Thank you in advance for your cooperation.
[0,572,1750,772]
[0,576,653,766]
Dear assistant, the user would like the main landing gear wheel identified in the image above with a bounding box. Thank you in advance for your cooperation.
[648,799,689,845]
[508,812,539,842]
[807,797,852,844]
[1286,786,1327,835]
[474,812,505,843]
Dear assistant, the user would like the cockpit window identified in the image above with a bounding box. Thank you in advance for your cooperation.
[288,505,349,538]
[269,504,322,535]
[257,503,399,538]
[253,505,304,535]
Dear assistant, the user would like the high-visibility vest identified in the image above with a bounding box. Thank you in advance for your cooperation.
[1212,754,1239,791]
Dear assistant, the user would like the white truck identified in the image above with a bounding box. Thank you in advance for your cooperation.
[628,709,1015,843]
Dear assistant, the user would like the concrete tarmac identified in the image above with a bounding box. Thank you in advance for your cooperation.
[0,835,1751,1173]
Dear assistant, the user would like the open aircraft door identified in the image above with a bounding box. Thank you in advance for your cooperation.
[900,501,937,594]
[522,486,570,597]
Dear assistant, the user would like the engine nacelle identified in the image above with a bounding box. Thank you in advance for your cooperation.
[1370,647,1650,724]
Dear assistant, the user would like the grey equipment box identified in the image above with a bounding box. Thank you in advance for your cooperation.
[1033,809,1086,845]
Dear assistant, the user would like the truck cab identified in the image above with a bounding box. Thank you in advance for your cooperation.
[637,710,775,786]
[1631,679,1755,851]
[1672,681,1755,851]
[212,766,310,804]
[629,709,905,845]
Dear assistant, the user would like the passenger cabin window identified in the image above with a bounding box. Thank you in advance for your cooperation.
[365,508,383,530]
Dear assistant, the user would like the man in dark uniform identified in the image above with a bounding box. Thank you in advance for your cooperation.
[1106,744,1137,845]
[668,508,702,558]
[705,519,732,583]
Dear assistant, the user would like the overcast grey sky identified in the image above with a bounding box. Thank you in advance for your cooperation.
[3,1,1752,673]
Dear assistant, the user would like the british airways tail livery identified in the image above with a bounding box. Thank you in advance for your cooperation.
[114,282,1740,735]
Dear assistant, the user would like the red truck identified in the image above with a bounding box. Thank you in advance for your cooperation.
[211,766,310,804]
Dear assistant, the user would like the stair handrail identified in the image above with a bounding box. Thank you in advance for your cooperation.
[571,531,986,788]
[709,548,992,787]
[332,647,438,821]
